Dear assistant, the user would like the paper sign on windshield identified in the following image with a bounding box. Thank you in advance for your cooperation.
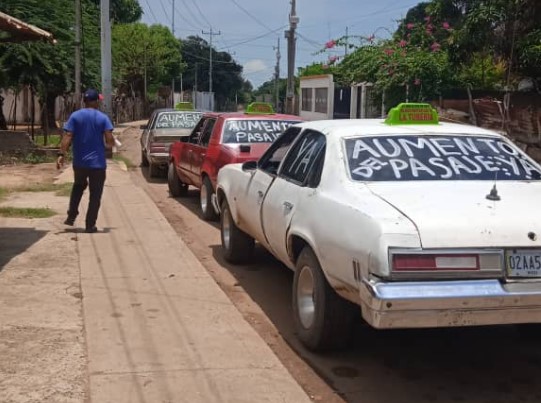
[222,119,299,143]
[345,135,541,181]
[155,112,202,129]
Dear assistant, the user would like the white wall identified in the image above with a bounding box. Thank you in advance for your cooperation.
[299,75,334,121]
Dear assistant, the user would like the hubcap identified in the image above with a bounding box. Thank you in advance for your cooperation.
[297,265,316,329]
[200,185,208,212]
[222,208,231,250]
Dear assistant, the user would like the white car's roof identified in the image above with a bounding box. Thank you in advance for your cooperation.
[293,119,502,139]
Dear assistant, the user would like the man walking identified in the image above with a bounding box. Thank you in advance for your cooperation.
[57,89,115,233]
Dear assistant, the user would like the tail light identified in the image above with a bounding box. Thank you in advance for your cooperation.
[393,254,480,271]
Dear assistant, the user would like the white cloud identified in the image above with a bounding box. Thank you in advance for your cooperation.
[243,59,268,75]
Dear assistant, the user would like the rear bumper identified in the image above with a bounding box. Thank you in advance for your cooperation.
[149,154,169,166]
[360,278,541,328]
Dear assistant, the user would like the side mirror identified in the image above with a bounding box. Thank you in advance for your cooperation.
[241,160,257,171]
[140,124,147,130]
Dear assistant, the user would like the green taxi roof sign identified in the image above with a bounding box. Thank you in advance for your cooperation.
[245,102,275,115]
[175,101,194,111]
[385,103,439,125]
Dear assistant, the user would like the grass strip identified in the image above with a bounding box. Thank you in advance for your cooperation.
[0,207,56,219]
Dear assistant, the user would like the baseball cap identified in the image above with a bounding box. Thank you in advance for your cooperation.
[83,89,104,101]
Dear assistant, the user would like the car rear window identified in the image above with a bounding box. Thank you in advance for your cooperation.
[344,135,541,181]
[155,112,202,129]
[221,119,300,143]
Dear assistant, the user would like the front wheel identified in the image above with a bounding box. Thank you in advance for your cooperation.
[200,176,218,221]
[220,200,254,263]
[168,163,188,197]
[292,247,356,351]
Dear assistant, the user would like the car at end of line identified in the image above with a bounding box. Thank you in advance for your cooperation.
[140,109,203,177]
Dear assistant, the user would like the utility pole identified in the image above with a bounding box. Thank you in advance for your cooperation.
[202,28,221,96]
[273,37,281,111]
[171,0,175,108]
[74,0,82,108]
[285,0,299,115]
[345,26,349,57]
[100,0,112,118]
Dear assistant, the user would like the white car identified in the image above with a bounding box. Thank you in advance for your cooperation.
[215,103,541,351]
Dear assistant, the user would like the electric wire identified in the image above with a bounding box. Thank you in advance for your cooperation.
[227,0,275,33]
[142,0,159,24]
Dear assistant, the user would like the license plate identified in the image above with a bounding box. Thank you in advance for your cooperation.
[506,249,541,277]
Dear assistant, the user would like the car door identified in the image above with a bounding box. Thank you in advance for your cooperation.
[141,111,157,151]
[178,117,207,183]
[236,126,303,247]
[191,118,217,188]
[261,130,326,264]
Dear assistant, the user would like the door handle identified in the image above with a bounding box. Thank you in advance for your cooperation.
[257,190,264,199]
[283,201,294,212]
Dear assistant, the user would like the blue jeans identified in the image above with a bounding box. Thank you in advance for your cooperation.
[68,167,106,229]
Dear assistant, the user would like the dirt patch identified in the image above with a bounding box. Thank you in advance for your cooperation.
[0,163,59,189]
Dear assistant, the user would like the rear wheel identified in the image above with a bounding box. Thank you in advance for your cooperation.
[200,176,218,221]
[141,150,149,167]
[168,162,188,197]
[292,247,356,351]
[220,200,254,263]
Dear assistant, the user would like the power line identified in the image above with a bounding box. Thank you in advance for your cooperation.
[175,0,207,28]
[188,0,211,27]
[158,0,170,28]
[227,0,275,32]
[217,25,287,50]
[143,0,159,24]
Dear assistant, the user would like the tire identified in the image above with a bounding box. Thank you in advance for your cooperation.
[220,200,254,263]
[141,149,149,167]
[292,247,356,351]
[516,324,541,340]
[200,176,218,221]
[149,162,160,178]
[168,162,188,197]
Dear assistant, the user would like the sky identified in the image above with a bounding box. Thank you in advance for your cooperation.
[139,0,421,89]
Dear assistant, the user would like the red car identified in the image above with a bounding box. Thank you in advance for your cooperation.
[168,103,303,220]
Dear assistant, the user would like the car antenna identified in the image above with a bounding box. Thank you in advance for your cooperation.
[486,172,501,201]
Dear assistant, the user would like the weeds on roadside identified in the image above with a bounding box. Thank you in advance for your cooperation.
[0,207,56,219]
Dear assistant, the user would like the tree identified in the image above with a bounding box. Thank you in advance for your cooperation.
[88,0,142,23]
[180,36,244,111]
[0,0,102,131]
[112,23,184,97]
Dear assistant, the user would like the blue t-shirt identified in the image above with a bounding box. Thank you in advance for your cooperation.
[63,108,114,169]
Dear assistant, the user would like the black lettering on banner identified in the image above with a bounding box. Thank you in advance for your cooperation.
[223,119,299,144]
[345,135,541,181]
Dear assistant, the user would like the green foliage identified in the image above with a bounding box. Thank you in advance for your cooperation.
[112,23,183,96]
[88,0,142,23]
[0,207,56,218]
[458,53,507,89]
[299,63,335,77]
[180,36,245,110]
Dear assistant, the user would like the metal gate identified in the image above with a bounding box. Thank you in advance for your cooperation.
[333,87,351,119]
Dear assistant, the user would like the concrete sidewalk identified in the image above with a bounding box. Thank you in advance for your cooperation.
[60,162,311,403]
